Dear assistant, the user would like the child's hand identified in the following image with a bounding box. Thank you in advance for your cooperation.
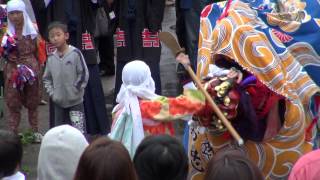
[176,53,190,66]
[227,68,243,84]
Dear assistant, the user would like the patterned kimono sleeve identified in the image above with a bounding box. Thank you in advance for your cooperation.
[140,89,205,121]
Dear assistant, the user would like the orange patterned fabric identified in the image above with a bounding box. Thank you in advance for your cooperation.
[140,90,205,135]
[36,37,47,65]
[192,1,320,179]
[113,89,206,136]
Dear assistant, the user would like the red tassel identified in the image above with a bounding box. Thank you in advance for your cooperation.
[305,96,320,141]
[305,116,318,142]
[222,131,232,140]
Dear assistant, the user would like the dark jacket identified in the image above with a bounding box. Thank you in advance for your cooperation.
[100,0,117,35]
[114,0,165,33]
[30,0,47,37]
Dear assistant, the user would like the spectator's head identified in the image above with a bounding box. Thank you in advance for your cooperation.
[133,135,188,180]
[204,149,263,180]
[37,125,88,180]
[74,137,137,180]
[288,149,320,180]
[0,130,23,178]
[47,21,69,48]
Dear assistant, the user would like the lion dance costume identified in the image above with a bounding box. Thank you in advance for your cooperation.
[189,0,320,179]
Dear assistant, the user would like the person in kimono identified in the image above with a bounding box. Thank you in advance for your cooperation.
[2,0,45,142]
[109,58,206,157]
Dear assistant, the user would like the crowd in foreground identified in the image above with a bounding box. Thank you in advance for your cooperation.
[1,126,320,180]
[1,0,320,179]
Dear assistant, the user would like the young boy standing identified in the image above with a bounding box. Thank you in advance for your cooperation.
[43,22,89,133]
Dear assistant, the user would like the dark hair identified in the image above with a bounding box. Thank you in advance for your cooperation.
[204,149,264,180]
[0,130,23,178]
[48,21,68,33]
[74,137,137,180]
[133,135,188,180]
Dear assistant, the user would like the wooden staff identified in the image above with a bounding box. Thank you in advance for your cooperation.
[159,32,244,145]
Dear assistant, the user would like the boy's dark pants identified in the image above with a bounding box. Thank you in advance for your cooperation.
[54,102,86,133]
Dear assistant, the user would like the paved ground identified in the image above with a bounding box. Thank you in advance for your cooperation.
[0,5,180,179]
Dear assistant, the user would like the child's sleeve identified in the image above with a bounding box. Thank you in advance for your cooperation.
[75,51,89,90]
[42,61,54,96]
[140,86,206,121]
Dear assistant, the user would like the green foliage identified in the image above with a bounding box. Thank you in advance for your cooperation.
[20,129,36,146]
[0,27,5,39]
[21,165,31,176]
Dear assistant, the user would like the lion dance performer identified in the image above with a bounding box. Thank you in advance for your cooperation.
[187,0,320,179]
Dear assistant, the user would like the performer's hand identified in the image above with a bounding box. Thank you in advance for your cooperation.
[227,68,243,84]
[176,52,190,66]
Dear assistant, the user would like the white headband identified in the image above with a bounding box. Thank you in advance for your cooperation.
[7,0,26,13]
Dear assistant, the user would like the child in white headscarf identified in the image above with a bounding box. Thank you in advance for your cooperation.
[109,57,206,157]
[3,0,45,142]
[6,0,37,38]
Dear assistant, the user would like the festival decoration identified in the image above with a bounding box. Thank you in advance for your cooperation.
[0,32,16,58]
[11,64,36,91]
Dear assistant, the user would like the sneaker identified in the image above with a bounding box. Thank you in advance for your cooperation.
[18,133,23,139]
[39,100,48,105]
[33,132,43,143]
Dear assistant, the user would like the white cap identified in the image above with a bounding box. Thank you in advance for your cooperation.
[37,125,88,180]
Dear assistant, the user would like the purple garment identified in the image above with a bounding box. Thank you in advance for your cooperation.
[240,75,256,87]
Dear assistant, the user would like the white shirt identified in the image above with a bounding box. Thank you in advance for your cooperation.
[2,171,25,180]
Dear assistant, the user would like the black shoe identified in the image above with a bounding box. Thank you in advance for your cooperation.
[39,100,48,105]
